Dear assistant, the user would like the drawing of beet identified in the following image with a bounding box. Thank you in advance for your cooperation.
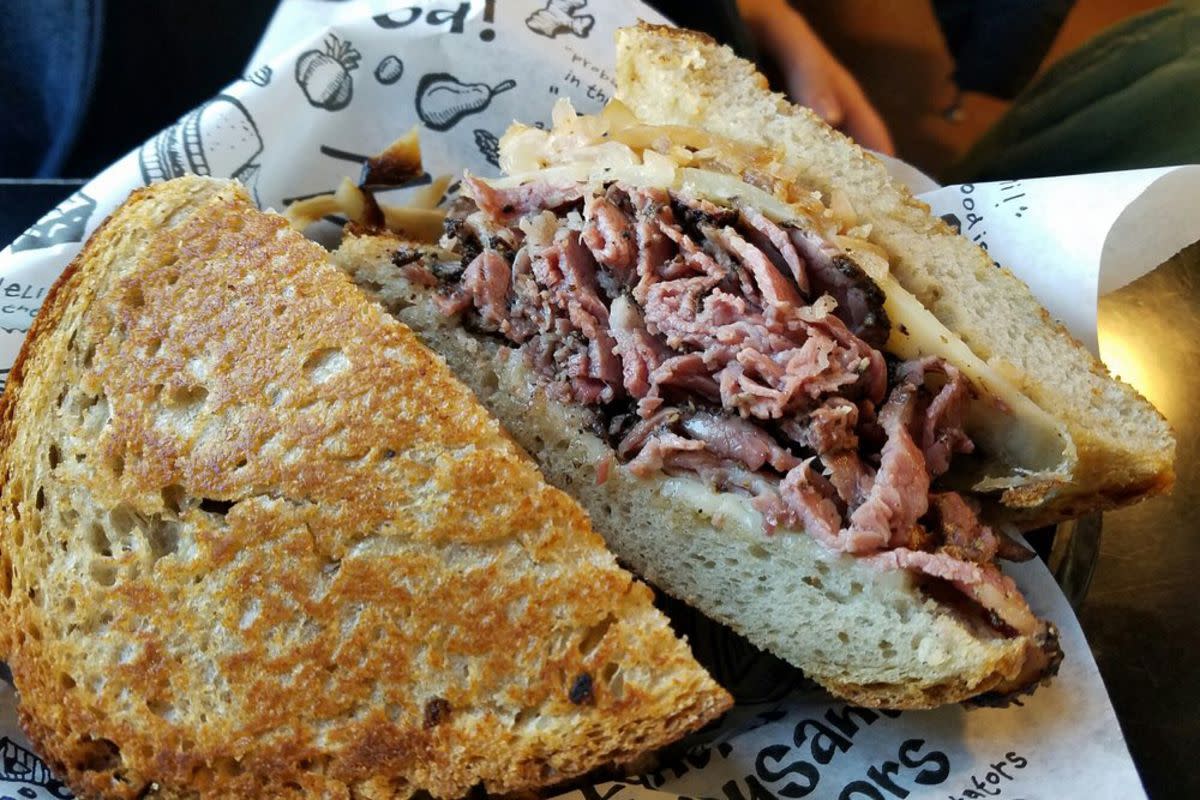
[374,55,404,85]
[474,129,500,167]
[295,34,361,111]
[526,0,595,39]
[416,73,516,132]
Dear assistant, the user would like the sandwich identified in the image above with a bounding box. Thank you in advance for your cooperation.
[0,176,730,799]
[331,23,1175,708]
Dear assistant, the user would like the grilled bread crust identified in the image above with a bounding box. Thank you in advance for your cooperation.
[0,176,730,799]
[615,22,1174,522]
[334,232,1036,711]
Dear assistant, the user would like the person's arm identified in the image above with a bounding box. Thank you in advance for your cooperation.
[736,0,895,154]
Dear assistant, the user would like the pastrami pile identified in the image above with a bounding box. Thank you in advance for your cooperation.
[430,177,1040,638]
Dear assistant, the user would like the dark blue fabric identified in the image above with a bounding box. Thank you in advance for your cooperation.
[0,0,102,177]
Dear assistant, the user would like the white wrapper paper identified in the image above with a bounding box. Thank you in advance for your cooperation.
[1,2,1196,798]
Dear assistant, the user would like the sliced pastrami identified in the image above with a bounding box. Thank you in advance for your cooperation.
[465,176,585,224]
[788,225,889,349]
[459,250,511,330]
[928,491,998,564]
[610,294,670,398]
[777,459,842,547]
[706,225,803,308]
[582,192,637,284]
[740,206,810,296]
[843,384,930,553]
[679,411,801,473]
[900,356,975,477]
[625,431,707,477]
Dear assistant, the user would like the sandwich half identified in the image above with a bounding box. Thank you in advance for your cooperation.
[0,176,730,799]
[332,28,1173,708]
[613,22,1175,517]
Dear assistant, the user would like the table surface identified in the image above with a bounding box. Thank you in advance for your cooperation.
[1,182,1195,799]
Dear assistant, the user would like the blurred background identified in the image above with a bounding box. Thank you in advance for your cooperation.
[799,0,1168,175]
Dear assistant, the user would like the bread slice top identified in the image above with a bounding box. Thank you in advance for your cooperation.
[0,176,730,800]
[615,22,1175,521]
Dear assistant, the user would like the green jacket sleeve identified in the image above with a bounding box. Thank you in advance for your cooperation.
[948,4,1200,182]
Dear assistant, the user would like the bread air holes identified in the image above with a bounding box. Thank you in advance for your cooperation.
[577,614,615,657]
[147,519,180,561]
[89,523,112,557]
[164,384,208,412]
[79,392,109,433]
[199,498,235,516]
[212,756,244,778]
[600,661,624,699]
[89,560,118,587]
[124,285,145,309]
[73,736,122,773]
[109,504,140,538]
[478,367,500,396]
[161,484,186,514]
[302,347,349,384]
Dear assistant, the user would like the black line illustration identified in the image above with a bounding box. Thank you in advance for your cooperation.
[11,190,96,253]
[319,145,370,165]
[295,34,361,111]
[138,94,264,204]
[0,736,73,798]
[479,0,496,41]
[245,64,273,87]
[416,73,515,132]
[473,129,500,168]
[526,0,595,39]
[374,55,404,85]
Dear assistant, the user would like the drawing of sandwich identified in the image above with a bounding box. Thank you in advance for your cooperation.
[138,95,264,203]
[0,736,73,798]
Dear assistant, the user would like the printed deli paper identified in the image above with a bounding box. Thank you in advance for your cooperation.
[0,1,1193,797]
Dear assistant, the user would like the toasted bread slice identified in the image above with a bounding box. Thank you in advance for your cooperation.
[0,176,730,799]
[333,232,1048,710]
[615,22,1174,521]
